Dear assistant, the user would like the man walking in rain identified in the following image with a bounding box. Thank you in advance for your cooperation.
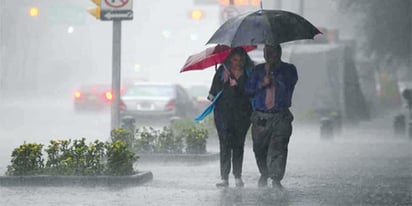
[245,44,298,189]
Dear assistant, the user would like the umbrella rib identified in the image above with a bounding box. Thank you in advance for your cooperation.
[261,10,273,45]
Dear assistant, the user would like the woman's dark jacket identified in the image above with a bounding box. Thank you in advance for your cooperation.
[209,65,252,128]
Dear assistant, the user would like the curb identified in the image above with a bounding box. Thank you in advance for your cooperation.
[0,171,153,187]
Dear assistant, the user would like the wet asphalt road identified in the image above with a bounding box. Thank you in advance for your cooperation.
[0,98,411,205]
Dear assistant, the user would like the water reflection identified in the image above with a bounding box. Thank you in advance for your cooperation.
[219,188,243,205]
[219,187,290,206]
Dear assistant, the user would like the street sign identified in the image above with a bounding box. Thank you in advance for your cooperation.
[102,0,133,10]
[101,10,133,21]
[100,0,133,21]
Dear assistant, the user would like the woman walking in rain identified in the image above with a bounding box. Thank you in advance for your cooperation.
[208,47,254,188]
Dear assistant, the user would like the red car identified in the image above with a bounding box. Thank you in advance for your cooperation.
[73,84,115,112]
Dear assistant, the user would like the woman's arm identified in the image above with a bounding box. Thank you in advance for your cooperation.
[208,66,224,101]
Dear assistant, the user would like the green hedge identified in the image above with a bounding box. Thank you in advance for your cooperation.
[119,118,209,154]
[6,118,211,176]
[6,136,138,176]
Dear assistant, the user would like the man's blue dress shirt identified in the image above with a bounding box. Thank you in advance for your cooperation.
[245,62,298,111]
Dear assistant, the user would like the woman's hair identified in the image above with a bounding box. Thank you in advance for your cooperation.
[223,47,255,70]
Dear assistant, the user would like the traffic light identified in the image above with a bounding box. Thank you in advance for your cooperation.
[29,7,39,17]
[88,0,101,19]
[191,9,204,20]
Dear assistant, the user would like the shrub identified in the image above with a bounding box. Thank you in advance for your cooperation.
[84,140,106,175]
[155,126,184,154]
[134,120,208,154]
[110,128,135,150]
[105,140,138,176]
[71,138,88,175]
[44,140,61,174]
[169,118,195,137]
[170,118,209,154]
[135,127,158,153]
[6,138,137,176]
[44,139,106,176]
[6,143,44,176]
[171,119,209,154]
[184,126,208,154]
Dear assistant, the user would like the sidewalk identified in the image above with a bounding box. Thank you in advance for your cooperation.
[293,109,407,142]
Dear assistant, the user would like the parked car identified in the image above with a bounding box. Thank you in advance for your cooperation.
[73,84,114,112]
[120,82,198,123]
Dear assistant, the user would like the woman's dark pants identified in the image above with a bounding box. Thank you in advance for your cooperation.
[214,110,250,180]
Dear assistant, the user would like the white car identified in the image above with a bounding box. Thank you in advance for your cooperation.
[120,82,197,123]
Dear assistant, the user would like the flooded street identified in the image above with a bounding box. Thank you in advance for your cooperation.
[0,99,411,205]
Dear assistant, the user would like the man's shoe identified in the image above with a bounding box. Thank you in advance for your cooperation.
[258,176,268,187]
[272,180,284,190]
[235,178,244,187]
[216,180,229,188]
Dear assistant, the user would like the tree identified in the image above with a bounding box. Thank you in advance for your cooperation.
[336,0,411,66]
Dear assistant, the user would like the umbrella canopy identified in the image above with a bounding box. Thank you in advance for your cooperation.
[206,9,322,47]
[180,44,257,73]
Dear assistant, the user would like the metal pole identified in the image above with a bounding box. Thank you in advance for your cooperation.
[111,20,122,130]
[275,0,282,9]
[299,0,304,16]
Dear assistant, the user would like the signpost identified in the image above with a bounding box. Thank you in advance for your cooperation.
[88,0,133,130]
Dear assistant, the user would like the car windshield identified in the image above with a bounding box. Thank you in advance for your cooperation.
[123,85,175,97]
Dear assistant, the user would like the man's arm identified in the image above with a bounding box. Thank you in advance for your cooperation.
[245,66,270,97]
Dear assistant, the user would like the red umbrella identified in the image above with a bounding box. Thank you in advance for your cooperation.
[180,44,257,73]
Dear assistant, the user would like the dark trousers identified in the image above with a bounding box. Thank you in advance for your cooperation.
[214,110,250,180]
[251,109,293,181]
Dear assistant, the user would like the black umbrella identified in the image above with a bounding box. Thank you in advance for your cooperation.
[206,9,322,47]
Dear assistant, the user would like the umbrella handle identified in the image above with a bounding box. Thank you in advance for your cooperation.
[222,63,239,85]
